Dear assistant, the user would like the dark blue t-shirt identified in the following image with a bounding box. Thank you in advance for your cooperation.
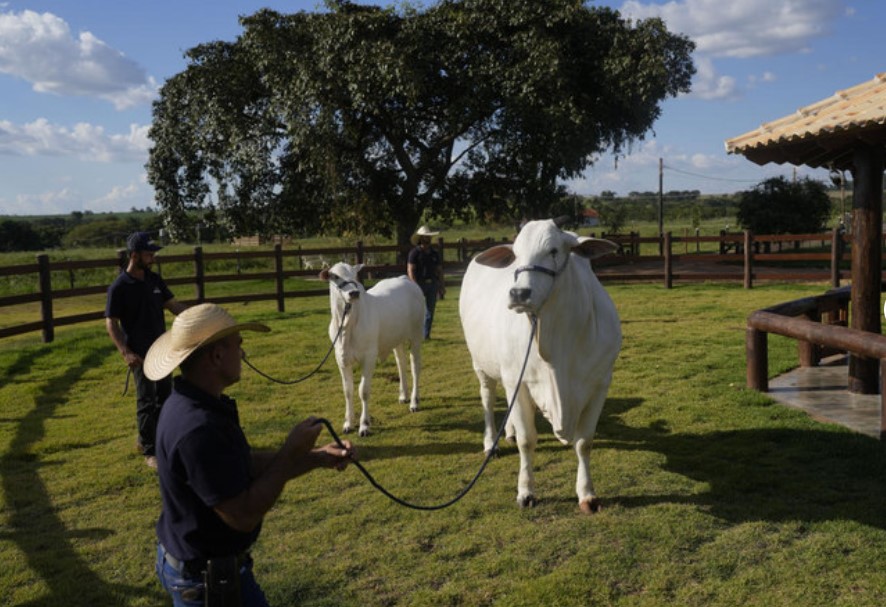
[104,269,173,357]
[407,246,441,282]
[155,377,260,561]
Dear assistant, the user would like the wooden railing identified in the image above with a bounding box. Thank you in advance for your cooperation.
[746,286,886,437]
[0,230,877,343]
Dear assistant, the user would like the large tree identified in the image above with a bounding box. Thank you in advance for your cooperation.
[737,176,833,235]
[147,0,694,247]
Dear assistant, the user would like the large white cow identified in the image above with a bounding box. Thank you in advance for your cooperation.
[458,219,622,513]
[321,262,425,436]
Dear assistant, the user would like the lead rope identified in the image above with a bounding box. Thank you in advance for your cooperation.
[313,315,538,511]
[241,303,350,385]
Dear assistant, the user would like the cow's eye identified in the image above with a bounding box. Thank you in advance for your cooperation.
[329,273,338,281]
[549,248,558,257]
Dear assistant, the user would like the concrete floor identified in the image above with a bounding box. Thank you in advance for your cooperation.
[767,355,883,439]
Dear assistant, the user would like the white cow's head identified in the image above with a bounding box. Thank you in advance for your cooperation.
[474,219,618,314]
[320,262,366,303]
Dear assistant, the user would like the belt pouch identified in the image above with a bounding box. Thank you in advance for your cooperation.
[204,556,241,607]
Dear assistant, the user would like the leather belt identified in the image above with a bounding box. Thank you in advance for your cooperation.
[160,544,250,579]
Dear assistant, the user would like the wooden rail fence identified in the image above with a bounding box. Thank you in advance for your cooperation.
[0,230,879,343]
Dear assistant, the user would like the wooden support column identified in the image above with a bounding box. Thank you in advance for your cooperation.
[848,145,884,394]
[747,326,768,392]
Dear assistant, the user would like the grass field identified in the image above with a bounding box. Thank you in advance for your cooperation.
[3,279,886,606]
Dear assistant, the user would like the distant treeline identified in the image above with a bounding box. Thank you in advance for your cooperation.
[0,184,847,252]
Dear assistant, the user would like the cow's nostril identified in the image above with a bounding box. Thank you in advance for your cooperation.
[509,288,531,303]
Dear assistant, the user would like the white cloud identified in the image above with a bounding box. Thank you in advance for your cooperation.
[0,118,150,161]
[0,9,157,108]
[619,0,842,99]
[690,57,738,100]
[619,0,841,58]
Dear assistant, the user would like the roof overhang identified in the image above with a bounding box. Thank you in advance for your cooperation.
[726,73,886,172]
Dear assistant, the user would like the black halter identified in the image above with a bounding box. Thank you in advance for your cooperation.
[513,251,561,282]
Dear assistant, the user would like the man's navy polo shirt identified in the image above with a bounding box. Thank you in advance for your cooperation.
[155,377,260,561]
[105,269,173,357]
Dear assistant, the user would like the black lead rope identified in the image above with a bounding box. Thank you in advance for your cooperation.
[241,303,350,385]
[313,315,538,511]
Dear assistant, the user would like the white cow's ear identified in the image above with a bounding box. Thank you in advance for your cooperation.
[573,238,619,260]
[474,245,515,268]
[354,263,365,274]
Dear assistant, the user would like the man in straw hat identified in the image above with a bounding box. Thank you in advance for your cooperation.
[145,303,354,606]
[407,225,445,339]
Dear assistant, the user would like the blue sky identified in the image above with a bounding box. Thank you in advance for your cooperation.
[0,0,880,215]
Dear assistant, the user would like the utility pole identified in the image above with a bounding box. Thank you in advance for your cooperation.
[658,157,664,255]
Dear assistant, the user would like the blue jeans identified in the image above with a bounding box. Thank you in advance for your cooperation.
[156,544,270,607]
[418,281,438,339]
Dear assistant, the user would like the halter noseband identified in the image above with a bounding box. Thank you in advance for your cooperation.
[513,251,561,282]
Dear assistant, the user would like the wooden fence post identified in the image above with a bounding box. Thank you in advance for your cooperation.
[798,311,821,367]
[355,240,364,264]
[274,243,285,312]
[830,227,842,288]
[746,326,768,391]
[743,230,753,289]
[194,246,205,303]
[37,253,54,343]
[663,232,672,289]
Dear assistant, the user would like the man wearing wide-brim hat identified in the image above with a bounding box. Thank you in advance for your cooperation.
[146,303,354,606]
[407,225,445,339]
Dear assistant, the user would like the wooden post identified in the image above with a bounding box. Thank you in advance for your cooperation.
[193,246,205,304]
[830,227,841,288]
[663,232,672,289]
[746,326,768,392]
[274,243,285,313]
[37,253,54,343]
[881,359,886,439]
[355,240,364,264]
[798,311,821,367]
[848,144,884,394]
[743,230,753,289]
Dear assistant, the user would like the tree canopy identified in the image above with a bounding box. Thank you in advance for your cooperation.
[736,176,833,235]
[147,0,695,248]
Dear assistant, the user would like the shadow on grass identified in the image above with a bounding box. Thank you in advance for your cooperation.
[601,397,886,529]
[0,346,152,606]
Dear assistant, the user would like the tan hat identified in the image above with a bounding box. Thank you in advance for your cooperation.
[411,225,440,245]
[144,303,269,380]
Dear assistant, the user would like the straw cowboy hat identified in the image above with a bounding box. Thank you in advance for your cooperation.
[144,303,269,380]
[410,225,440,245]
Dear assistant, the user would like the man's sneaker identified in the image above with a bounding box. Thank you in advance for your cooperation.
[145,455,158,470]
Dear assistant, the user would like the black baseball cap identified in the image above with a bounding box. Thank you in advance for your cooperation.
[127,231,162,253]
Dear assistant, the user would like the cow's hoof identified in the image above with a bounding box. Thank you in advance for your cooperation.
[409,405,419,413]
[579,497,602,514]
[399,398,408,404]
[518,495,538,509]
[358,428,371,437]
[342,425,353,434]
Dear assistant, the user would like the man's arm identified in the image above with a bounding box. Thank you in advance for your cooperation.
[214,418,353,533]
[105,317,141,367]
[164,298,188,315]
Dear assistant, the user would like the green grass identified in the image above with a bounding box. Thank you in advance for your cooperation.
[3,281,886,606]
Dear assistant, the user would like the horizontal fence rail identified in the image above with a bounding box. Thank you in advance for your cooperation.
[1,229,884,343]
[746,285,886,437]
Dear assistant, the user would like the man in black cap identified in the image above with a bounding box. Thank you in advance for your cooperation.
[106,231,188,469]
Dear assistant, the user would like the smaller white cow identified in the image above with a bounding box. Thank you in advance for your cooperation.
[320,262,425,436]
